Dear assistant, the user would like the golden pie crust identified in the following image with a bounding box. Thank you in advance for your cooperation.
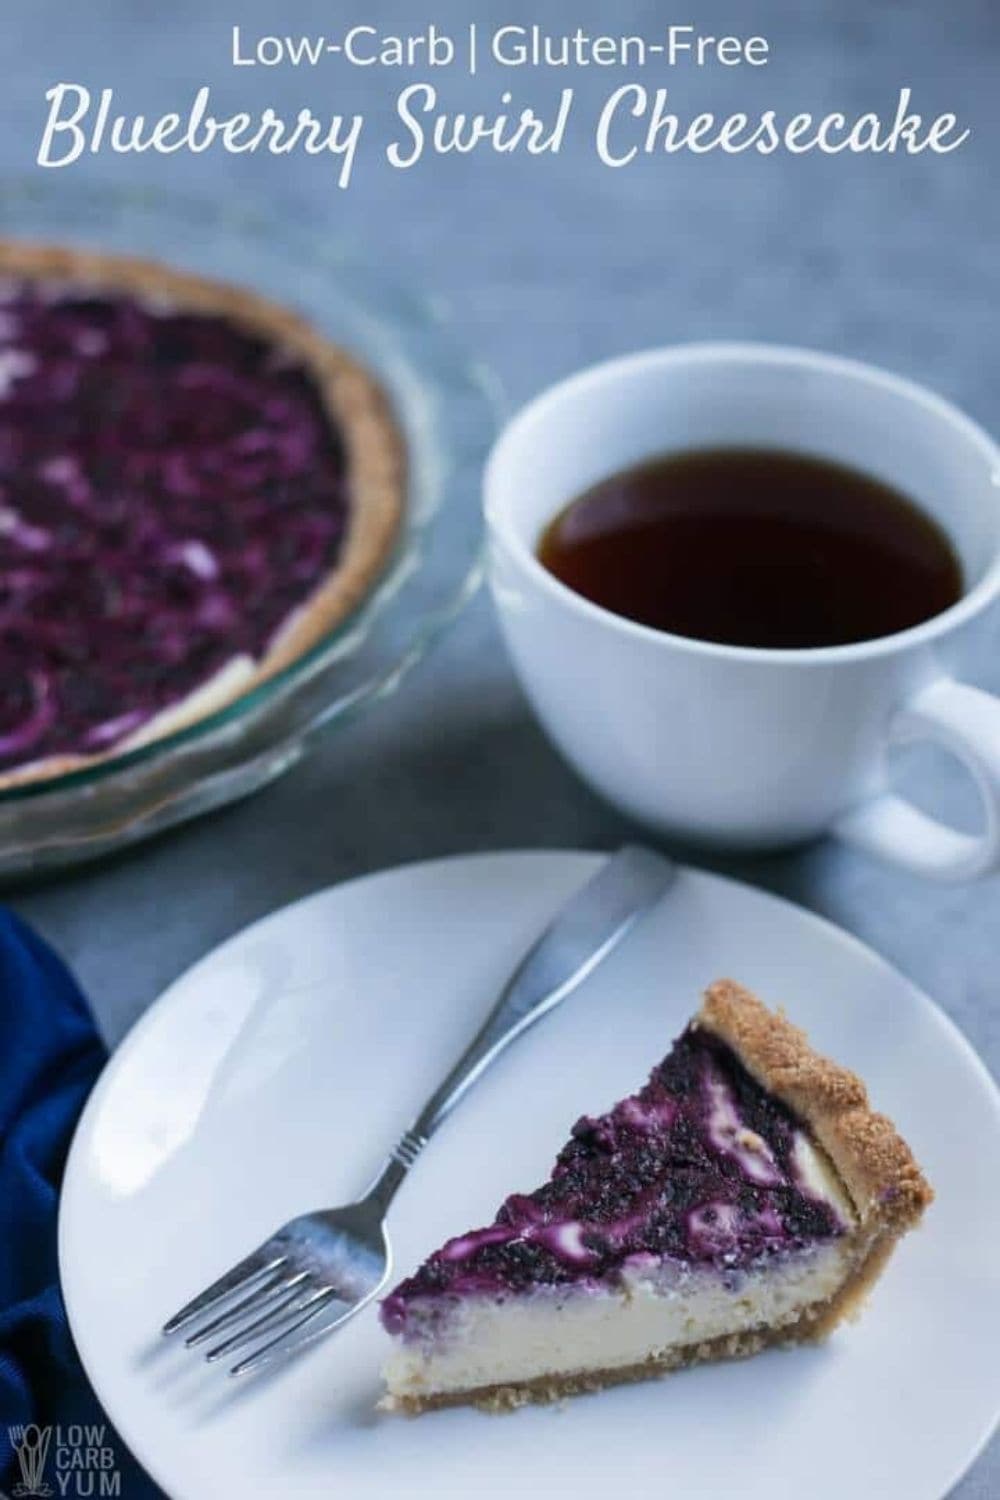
[391,981,932,1413]
[697,980,933,1238]
[0,240,405,789]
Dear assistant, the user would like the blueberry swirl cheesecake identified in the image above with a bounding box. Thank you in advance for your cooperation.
[0,241,403,787]
[381,981,932,1411]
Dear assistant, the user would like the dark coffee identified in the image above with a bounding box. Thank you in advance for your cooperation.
[537,447,962,649]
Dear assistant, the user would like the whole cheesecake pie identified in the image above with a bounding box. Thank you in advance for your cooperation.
[381,981,932,1410]
[0,241,404,787]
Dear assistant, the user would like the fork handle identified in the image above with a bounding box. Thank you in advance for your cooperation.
[365,1127,430,1210]
[364,847,674,1212]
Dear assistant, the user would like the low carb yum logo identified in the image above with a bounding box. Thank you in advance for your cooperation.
[8,1425,53,1497]
[7,1426,119,1498]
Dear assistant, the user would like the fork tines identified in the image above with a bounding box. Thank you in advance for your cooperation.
[162,1242,349,1376]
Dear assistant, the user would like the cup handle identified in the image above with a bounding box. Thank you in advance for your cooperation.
[833,679,1000,880]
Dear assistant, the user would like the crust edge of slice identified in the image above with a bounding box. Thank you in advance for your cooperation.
[697,979,933,1236]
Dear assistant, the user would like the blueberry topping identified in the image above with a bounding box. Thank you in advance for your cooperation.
[0,284,351,771]
[381,1026,848,1329]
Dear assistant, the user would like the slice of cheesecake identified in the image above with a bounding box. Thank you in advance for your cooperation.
[380,980,932,1411]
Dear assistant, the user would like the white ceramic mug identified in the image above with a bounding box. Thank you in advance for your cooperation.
[485,344,1000,880]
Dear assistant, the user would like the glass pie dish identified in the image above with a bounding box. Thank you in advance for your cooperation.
[0,179,499,878]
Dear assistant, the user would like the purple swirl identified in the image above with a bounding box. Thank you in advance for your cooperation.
[0,285,350,773]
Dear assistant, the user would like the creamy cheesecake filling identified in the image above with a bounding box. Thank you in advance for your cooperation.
[385,1238,858,1399]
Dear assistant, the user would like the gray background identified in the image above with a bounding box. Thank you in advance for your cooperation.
[3,2,998,1494]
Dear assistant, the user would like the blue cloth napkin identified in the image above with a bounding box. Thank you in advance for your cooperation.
[0,908,162,1497]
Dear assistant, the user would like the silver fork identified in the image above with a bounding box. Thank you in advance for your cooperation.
[162,845,675,1376]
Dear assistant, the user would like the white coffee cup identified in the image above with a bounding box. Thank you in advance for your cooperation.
[485,343,1000,880]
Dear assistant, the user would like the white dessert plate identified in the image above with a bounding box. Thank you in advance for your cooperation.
[59,852,1000,1500]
